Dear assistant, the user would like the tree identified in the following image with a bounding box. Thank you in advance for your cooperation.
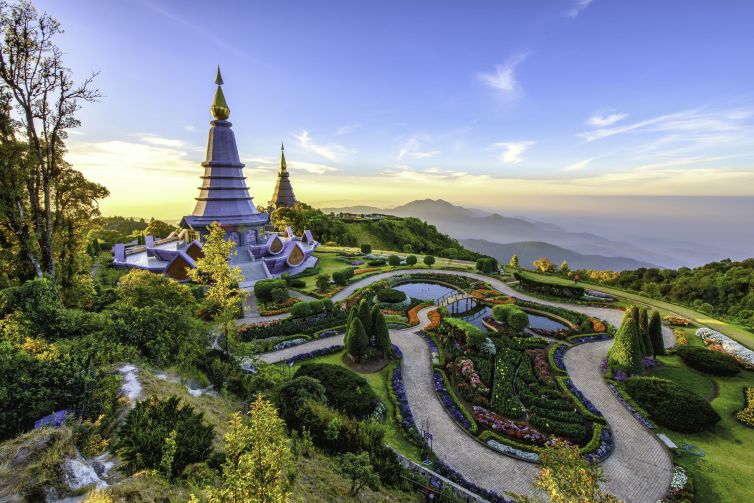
[360,243,372,254]
[144,218,175,239]
[356,299,373,339]
[423,255,435,267]
[648,311,665,356]
[607,307,644,374]
[560,260,569,274]
[0,2,103,280]
[403,243,413,253]
[638,308,653,357]
[533,257,556,273]
[188,221,246,356]
[371,311,391,358]
[276,376,327,427]
[205,395,293,503]
[519,439,619,503]
[345,318,370,362]
[405,255,417,266]
[116,396,214,478]
[335,452,379,496]
[509,254,519,269]
[316,273,330,292]
[387,254,401,267]
[476,257,498,273]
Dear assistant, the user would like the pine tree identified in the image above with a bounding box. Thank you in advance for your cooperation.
[346,318,370,363]
[357,299,372,340]
[370,304,381,346]
[628,307,646,356]
[607,308,644,374]
[638,308,653,357]
[344,307,356,348]
[648,311,666,356]
[372,310,391,358]
[509,254,520,269]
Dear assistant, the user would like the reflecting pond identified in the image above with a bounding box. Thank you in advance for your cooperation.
[527,314,569,331]
[393,282,459,303]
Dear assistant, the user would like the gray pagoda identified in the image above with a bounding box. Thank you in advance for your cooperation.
[269,142,298,209]
[180,67,269,246]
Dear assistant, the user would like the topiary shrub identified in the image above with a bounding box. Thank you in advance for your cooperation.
[295,363,378,419]
[376,288,407,304]
[290,302,312,318]
[624,377,721,433]
[360,244,372,254]
[367,260,386,267]
[323,298,335,311]
[116,396,214,478]
[405,255,417,266]
[607,307,644,374]
[309,299,325,314]
[677,346,740,376]
[276,376,328,428]
[289,278,306,288]
[388,255,401,267]
[254,279,287,301]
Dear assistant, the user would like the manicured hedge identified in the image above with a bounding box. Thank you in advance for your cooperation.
[376,288,407,304]
[624,377,721,433]
[514,273,585,299]
[490,348,525,418]
[295,363,379,419]
[238,309,348,340]
[253,278,287,301]
[677,346,741,376]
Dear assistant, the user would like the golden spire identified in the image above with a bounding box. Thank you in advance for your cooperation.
[211,66,230,120]
[280,141,287,172]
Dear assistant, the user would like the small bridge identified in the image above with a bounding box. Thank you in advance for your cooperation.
[438,292,480,316]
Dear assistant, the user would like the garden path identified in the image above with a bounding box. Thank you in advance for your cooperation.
[257,269,674,501]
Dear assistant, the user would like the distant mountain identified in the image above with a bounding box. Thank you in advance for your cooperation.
[322,199,671,268]
[461,239,654,271]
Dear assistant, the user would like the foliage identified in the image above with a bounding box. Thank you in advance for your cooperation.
[345,317,370,362]
[295,363,379,419]
[676,346,741,376]
[423,255,435,267]
[106,270,205,366]
[514,273,585,299]
[648,310,666,356]
[316,273,331,292]
[387,255,401,267]
[405,254,417,266]
[270,203,357,246]
[475,256,498,273]
[607,307,644,374]
[334,452,379,496]
[343,299,391,362]
[203,395,293,503]
[116,396,214,477]
[254,279,288,302]
[518,439,619,503]
[375,288,406,304]
[532,257,556,273]
[509,254,519,268]
[290,302,312,318]
[238,310,348,340]
[490,348,525,418]
[736,387,754,427]
[277,376,328,427]
[638,307,653,357]
[144,217,176,239]
[360,243,372,254]
[491,304,529,332]
[624,377,721,433]
[331,268,355,286]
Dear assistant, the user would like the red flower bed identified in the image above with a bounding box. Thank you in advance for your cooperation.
[407,302,433,326]
[527,349,552,384]
[589,318,607,333]
[473,406,548,445]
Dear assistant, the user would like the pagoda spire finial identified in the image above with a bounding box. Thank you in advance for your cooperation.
[280,142,287,172]
[211,66,230,120]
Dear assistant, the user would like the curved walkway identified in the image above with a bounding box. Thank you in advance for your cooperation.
[257,269,674,502]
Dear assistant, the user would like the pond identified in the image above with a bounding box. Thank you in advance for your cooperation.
[527,313,569,331]
[393,281,459,303]
[451,303,492,330]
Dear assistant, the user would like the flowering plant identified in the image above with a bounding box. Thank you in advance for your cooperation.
[473,406,548,445]
[664,315,691,327]
[526,349,552,384]
[433,371,473,430]
[735,387,754,427]
[697,327,754,367]
[608,384,654,429]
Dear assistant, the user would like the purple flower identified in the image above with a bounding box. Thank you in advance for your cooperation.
[608,384,654,429]
[284,345,343,366]
[433,371,472,430]
[564,378,604,418]
[553,345,568,371]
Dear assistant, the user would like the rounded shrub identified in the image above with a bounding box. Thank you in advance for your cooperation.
[492,304,516,323]
[322,298,334,311]
[276,376,327,427]
[388,255,401,267]
[376,288,407,304]
[624,377,721,433]
[508,309,530,332]
[405,255,418,266]
[289,278,306,288]
[295,363,378,418]
[367,260,386,266]
[677,346,740,376]
[253,278,287,301]
[290,302,312,318]
[309,299,325,314]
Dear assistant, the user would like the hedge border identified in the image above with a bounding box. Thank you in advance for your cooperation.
[555,376,607,425]
[433,369,478,434]
[548,342,569,373]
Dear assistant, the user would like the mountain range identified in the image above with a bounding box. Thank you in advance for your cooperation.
[322,199,673,270]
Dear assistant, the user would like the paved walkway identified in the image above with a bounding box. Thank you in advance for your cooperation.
[255,269,674,502]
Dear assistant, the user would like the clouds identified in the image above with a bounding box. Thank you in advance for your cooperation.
[586,111,628,127]
[563,158,593,172]
[492,141,535,164]
[397,136,442,160]
[478,52,529,96]
[567,0,595,19]
[294,130,355,161]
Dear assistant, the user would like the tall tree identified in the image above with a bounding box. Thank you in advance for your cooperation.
[648,310,666,356]
[607,307,644,374]
[637,307,653,357]
[0,1,101,280]
[371,310,391,358]
[509,254,519,269]
[345,318,369,363]
[188,221,246,356]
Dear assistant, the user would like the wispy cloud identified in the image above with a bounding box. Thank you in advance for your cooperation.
[294,130,355,161]
[567,0,595,19]
[579,108,754,147]
[246,155,338,175]
[478,53,529,96]
[587,110,628,127]
[335,123,360,136]
[183,125,197,133]
[398,136,441,160]
[492,141,535,164]
[380,164,477,181]
[563,158,593,172]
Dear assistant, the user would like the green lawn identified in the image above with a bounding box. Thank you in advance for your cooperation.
[290,349,422,462]
[516,270,754,350]
[646,356,754,502]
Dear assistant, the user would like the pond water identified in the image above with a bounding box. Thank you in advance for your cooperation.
[393,282,459,303]
[528,314,569,331]
[451,304,492,330]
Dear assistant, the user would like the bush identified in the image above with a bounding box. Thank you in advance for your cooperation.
[116,396,214,477]
[405,255,417,266]
[376,288,407,304]
[360,244,372,254]
[514,273,585,299]
[677,346,740,376]
[367,260,386,266]
[423,255,435,267]
[276,376,327,427]
[323,298,334,311]
[332,268,355,286]
[388,255,401,267]
[624,377,721,433]
[295,363,378,419]
[254,279,287,301]
[309,299,325,314]
[491,304,529,332]
[290,278,306,288]
[291,302,312,318]
[475,257,498,273]
[607,308,644,374]
[270,287,289,305]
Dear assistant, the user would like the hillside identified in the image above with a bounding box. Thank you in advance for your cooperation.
[462,238,653,271]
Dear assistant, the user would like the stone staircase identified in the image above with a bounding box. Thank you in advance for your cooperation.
[238,261,269,287]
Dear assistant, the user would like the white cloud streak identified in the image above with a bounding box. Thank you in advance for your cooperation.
[563,158,593,172]
[294,130,355,161]
[567,0,594,19]
[587,111,628,127]
[478,53,529,96]
[492,141,535,164]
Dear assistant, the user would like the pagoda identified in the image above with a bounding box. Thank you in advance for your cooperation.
[268,142,298,209]
[179,67,269,245]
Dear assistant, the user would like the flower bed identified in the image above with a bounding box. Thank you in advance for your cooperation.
[283,344,343,366]
[581,423,613,462]
[407,302,433,326]
[608,383,655,429]
[259,296,301,316]
[239,309,348,340]
[486,438,540,462]
[272,337,307,351]
[736,387,754,427]
[490,348,526,418]
[474,406,547,445]
[661,465,695,502]
[353,267,381,275]
[432,460,513,503]
[696,327,754,368]
[664,315,691,327]
[389,366,425,446]
[417,330,441,364]
[391,344,403,360]
[556,376,606,424]
[526,349,552,384]
[589,318,607,333]
[549,343,568,372]
[674,328,688,346]
[433,370,477,433]
[426,309,442,331]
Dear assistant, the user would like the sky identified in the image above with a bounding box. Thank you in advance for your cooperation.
[31,0,754,223]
